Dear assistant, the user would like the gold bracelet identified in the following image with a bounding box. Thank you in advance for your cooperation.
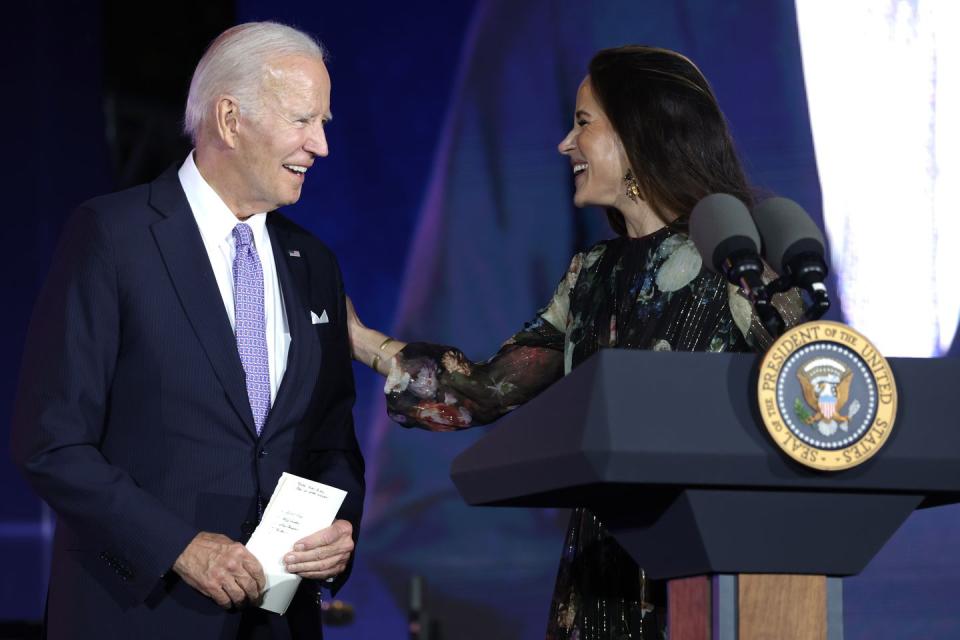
[371,336,395,374]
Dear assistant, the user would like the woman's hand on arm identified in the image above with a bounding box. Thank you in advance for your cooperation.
[345,295,406,375]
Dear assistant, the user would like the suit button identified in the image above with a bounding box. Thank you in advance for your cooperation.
[241,520,256,536]
[258,448,268,458]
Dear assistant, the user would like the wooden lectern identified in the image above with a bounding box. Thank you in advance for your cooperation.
[449,349,960,639]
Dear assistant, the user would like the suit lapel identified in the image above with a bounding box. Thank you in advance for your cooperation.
[148,167,258,436]
[262,217,320,439]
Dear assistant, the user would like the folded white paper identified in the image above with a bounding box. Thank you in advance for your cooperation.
[246,472,347,614]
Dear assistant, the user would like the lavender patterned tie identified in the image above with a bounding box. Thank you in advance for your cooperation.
[232,223,270,435]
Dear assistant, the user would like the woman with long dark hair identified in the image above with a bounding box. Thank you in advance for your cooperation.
[350,45,802,639]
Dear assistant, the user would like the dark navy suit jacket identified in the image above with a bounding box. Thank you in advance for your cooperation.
[11,166,365,639]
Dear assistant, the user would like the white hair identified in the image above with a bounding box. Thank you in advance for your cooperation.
[183,22,327,144]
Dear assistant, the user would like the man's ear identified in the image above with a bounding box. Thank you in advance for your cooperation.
[215,96,241,149]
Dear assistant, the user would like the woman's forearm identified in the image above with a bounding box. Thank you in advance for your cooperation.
[345,295,406,375]
[352,325,406,375]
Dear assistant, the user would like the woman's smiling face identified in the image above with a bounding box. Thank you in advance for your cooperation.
[557,76,632,209]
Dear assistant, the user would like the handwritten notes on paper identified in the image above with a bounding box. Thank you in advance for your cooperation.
[246,473,347,614]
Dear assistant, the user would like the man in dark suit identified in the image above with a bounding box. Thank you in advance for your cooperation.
[11,22,364,639]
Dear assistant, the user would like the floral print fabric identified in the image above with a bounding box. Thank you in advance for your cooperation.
[385,227,802,638]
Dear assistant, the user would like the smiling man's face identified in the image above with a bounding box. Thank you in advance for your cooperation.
[230,54,331,213]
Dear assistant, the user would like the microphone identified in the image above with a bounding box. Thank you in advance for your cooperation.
[689,193,785,338]
[751,197,830,320]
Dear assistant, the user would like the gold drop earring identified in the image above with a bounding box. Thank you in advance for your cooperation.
[623,170,641,203]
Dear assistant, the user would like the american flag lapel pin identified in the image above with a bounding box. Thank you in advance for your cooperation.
[288,249,301,257]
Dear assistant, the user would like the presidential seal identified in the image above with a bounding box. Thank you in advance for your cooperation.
[757,320,897,471]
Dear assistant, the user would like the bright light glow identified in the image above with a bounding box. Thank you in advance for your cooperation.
[795,0,960,356]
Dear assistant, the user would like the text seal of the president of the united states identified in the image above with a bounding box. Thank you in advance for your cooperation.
[757,320,898,471]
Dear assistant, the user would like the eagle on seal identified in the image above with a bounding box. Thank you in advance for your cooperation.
[798,358,854,425]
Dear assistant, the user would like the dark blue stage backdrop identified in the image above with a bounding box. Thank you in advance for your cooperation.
[2,1,958,638]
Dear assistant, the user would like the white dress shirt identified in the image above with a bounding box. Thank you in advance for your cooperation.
[178,152,290,407]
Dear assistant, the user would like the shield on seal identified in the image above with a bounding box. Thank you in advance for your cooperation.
[819,394,836,420]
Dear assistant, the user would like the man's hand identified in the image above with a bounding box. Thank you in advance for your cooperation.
[173,532,266,609]
[284,519,354,580]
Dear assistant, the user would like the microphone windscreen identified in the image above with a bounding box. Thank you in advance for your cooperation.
[689,193,761,273]
[751,197,825,274]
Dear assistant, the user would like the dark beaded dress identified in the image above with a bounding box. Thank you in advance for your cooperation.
[384,227,802,639]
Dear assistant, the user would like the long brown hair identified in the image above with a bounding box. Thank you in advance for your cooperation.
[588,46,753,236]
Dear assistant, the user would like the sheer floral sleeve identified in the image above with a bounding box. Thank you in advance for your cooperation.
[384,254,584,432]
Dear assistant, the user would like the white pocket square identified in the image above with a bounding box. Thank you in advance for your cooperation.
[311,310,329,325]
